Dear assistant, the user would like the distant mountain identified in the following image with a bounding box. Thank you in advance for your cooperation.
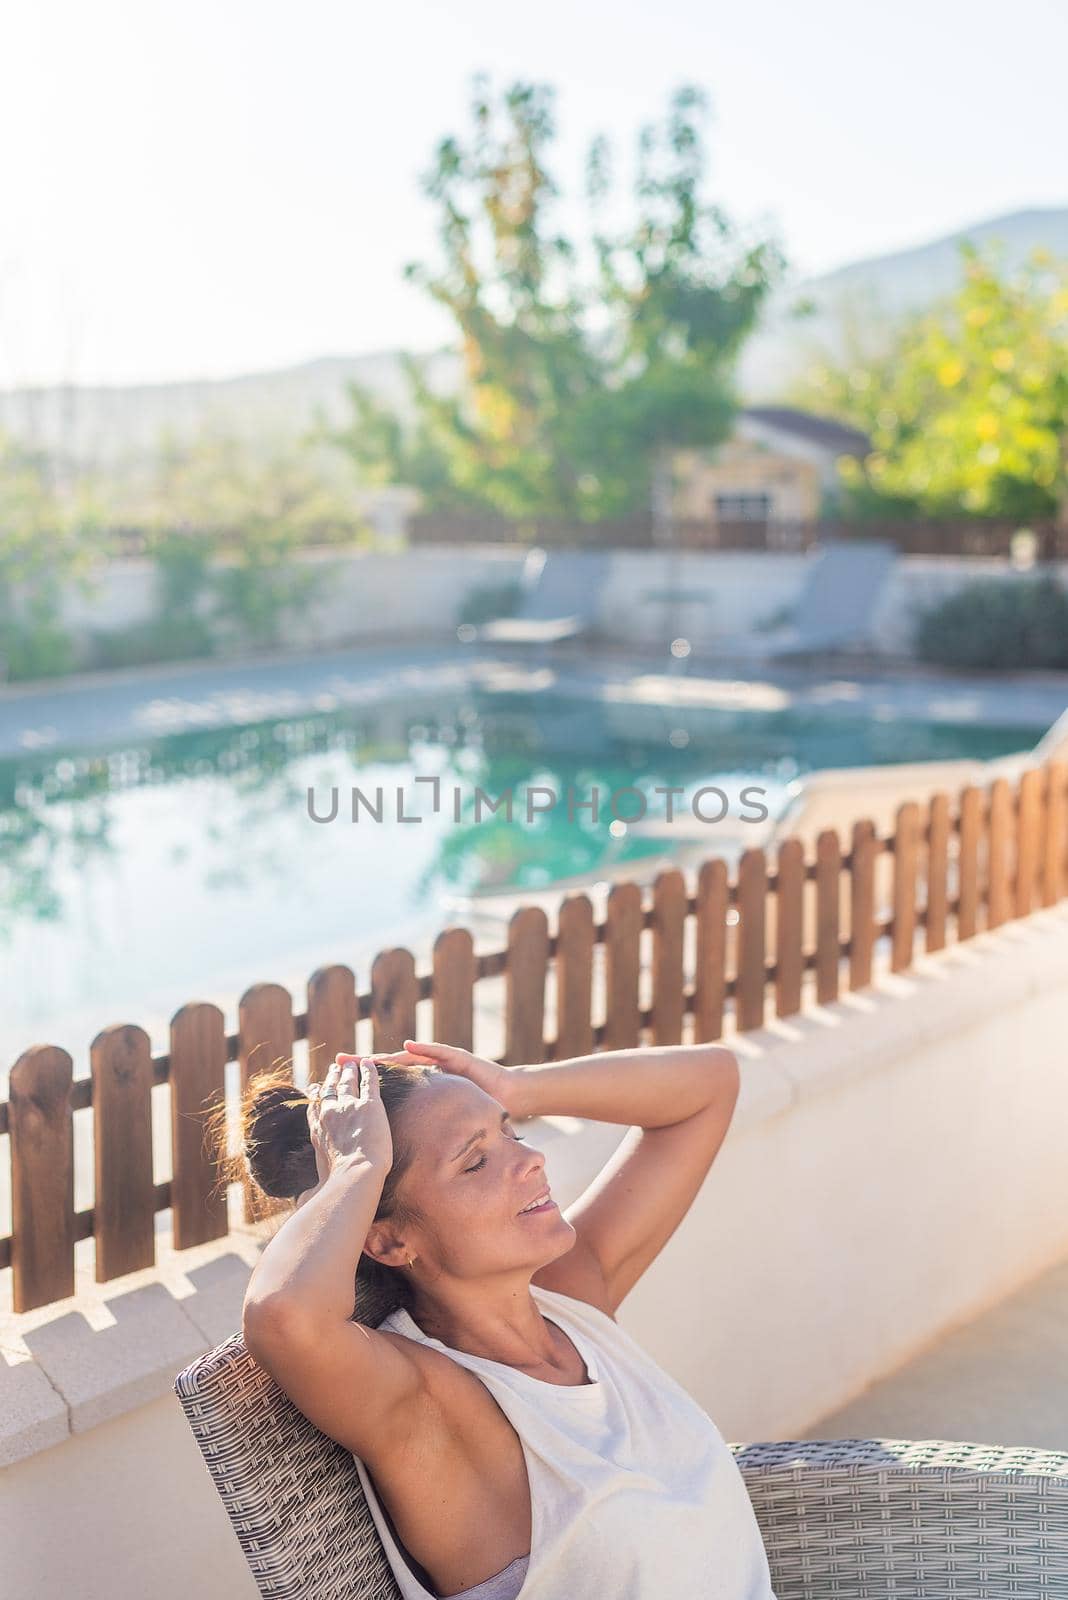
[0,350,461,471]
[736,206,1068,398]
[1,207,1065,466]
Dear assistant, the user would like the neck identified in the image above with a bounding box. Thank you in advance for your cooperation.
[410,1277,565,1372]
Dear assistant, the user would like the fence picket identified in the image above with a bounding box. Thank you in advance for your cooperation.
[603,882,643,1048]
[891,802,920,971]
[775,839,804,1017]
[815,831,841,1005]
[370,950,419,1054]
[1042,762,1067,905]
[926,794,950,953]
[238,983,296,1221]
[957,786,982,939]
[736,849,767,1031]
[693,860,728,1042]
[1015,768,1042,918]
[556,895,595,1058]
[92,1024,155,1281]
[306,965,357,1084]
[651,870,686,1044]
[170,1003,227,1250]
[239,983,295,1088]
[505,908,549,1066]
[433,929,476,1051]
[10,1046,75,1312]
[987,778,1013,929]
[848,820,876,990]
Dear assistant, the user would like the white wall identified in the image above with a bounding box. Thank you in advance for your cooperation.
[4,904,1068,1598]
[597,549,810,647]
[1,1393,260,1600]
[273,546,527,651]
[58,557,162,634]
[50,546,529,665]
[24,544,1068,671]
[622,911,1068,1437]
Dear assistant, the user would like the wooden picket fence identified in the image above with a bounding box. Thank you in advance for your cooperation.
[3,761,1066,1315]
[409,513,1068,561]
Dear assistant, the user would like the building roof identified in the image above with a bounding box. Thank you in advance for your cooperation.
[740,406,871,458]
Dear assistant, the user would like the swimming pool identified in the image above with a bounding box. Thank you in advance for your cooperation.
[0,677,1044,1068]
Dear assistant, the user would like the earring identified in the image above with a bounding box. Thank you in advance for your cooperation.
[407,1254,417,1268]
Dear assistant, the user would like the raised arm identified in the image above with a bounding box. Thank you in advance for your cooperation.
[404,1040,740,1313]
[241,1059,427,1462]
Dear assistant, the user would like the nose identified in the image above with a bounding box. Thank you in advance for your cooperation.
[520,1141,546,1179]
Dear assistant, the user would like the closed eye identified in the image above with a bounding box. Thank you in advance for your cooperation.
[464,1130,526,1174]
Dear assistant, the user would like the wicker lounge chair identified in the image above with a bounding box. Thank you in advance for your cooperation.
[174,1334,1068,1598]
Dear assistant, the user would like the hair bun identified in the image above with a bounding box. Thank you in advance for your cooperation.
[204,1053,438,1328]
[240,1070,318,1201]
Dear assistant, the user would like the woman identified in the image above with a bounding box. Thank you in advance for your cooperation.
[240,1037,777,1600]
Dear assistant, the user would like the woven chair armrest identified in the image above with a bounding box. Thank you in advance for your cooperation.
[175,1335,401,1600]
[731,1437,1068,1599]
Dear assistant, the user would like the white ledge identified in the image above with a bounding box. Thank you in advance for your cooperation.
[0,1230,266,1466]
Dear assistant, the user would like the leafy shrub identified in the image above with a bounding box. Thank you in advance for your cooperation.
[88,615,216,670]
[88,528,334,666]
[0,610,75,681]
[0,432,105,682]
[914,574,1068,670]
[209,535,332,650]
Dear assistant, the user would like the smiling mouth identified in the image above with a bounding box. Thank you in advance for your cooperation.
[517,1191,556,1216]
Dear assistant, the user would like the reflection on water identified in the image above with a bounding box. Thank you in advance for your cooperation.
[0,688,1040,1071]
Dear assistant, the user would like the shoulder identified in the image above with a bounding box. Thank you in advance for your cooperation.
[369,1325,535,1513]
[370,1318,499,1427]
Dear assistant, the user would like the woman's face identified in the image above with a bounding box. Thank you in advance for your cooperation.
[386,1074,576,1279]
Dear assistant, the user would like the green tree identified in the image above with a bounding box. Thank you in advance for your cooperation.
[114,427,368,650]
[128,426,366,548]
[0,432,107,680]
[334,80,785,521]
[793,243,1068,520]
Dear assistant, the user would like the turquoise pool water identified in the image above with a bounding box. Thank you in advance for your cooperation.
[0,685,1041,1069]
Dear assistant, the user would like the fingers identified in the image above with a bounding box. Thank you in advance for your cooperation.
[307,1059,346,1127]
[334,1049,413,1066]
[402,1039,453,1062]
[324,1055,379,1098]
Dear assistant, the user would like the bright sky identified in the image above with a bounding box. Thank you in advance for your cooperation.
[3,0,1066,388]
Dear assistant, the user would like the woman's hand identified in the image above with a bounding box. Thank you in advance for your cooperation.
[401,1039,523,1116]
[367,1048,431,1068]
[305,1057,393,1184]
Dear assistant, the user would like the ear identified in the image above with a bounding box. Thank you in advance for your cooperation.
[362,1219,409,1271]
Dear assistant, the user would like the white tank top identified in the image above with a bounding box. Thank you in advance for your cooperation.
[352,1282,777,1600]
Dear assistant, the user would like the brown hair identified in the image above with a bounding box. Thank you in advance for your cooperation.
[209,1060,438,1328]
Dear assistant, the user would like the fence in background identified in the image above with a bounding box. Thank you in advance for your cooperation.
[409,515,820,552]
[3,761,1066,1313]
[410,513,1068,560]
[63,516,1068,563]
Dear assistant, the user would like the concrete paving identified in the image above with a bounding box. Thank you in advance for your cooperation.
[801,1249,1068,1451]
